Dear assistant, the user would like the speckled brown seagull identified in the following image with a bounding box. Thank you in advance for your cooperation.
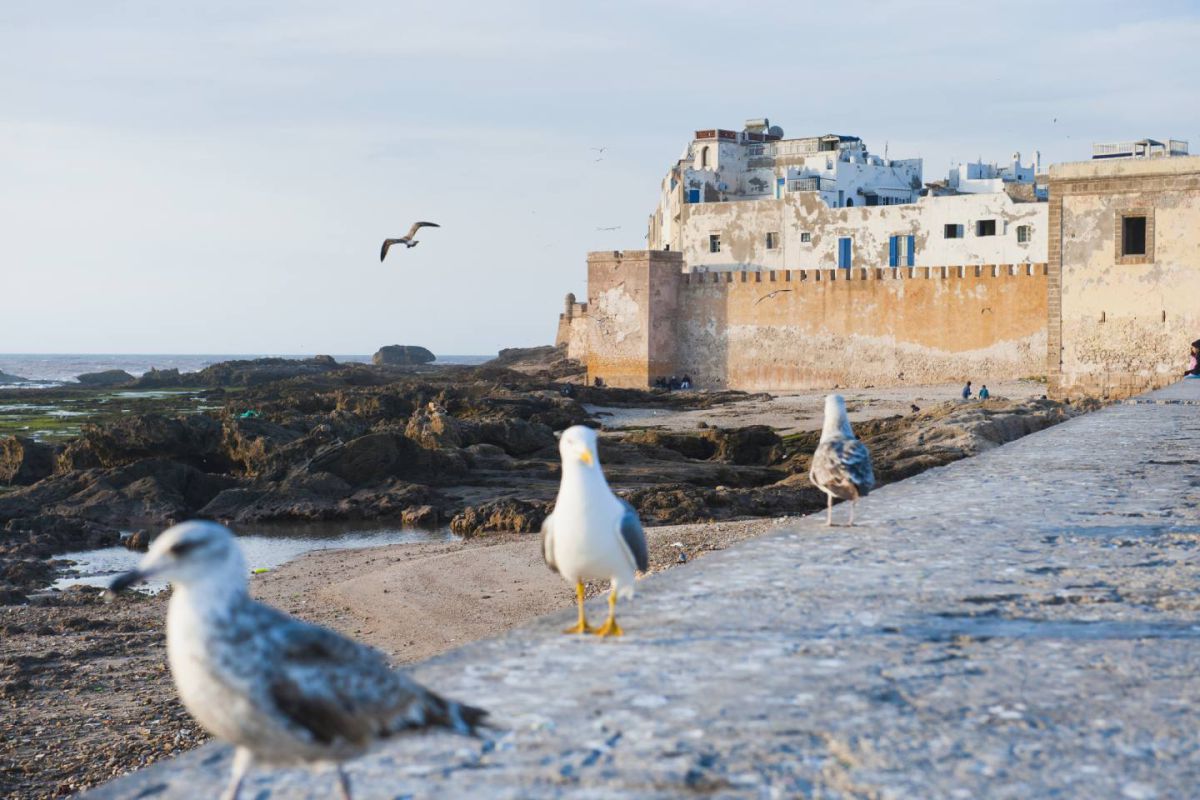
[380,221,440,261]
[809,394,875,526]
[108,521,487,800]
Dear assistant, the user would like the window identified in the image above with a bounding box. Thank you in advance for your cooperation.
[1016,225,1031,243]
[766,232,778,250]
[1122,215,1146,256]
[800,232,812,244]
[944,224,963,239]
[700,146,710,169]
[838,237,852,268]
[709,234,721,253]
[889,235,915,267]
[976,219,996,237]
[687,188,701,204]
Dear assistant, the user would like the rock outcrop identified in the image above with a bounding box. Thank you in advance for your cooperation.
[0,437,56,486]
[373,345,436,366]
[75,369,135,387]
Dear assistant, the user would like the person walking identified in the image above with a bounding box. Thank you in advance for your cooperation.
[979,385,990,400]
[961,381,973,400]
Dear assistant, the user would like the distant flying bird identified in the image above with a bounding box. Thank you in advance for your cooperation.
[596,226,621,231]
[809,394,876,526]
[591,146,607,154]
[542,425,648,636]
[109,521,487,800]
[755,288,793,305]
[380,221,440,261]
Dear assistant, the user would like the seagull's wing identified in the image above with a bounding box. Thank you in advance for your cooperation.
[246,603,486,748]
[809,439,874,498]
[540,511,558,574]
[616,498,649,572]
[406,221,440,239]
[380,239,403,261]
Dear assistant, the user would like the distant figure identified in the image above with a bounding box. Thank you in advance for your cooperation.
[680,374,692,390]
[593,376,605,388]
[1185,339,1200,377]
[979,385,990,400]
[380,221,440,261]
[962,381,973,400]
[108,522,486,800]
[542,426,648,636]
[664,244,670,251]
[910,403,920,413]
[809,395,876,526]
[559,383,575,397]
[668,375,680,390]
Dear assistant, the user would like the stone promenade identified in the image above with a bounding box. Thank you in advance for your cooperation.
[88,382,1200,799]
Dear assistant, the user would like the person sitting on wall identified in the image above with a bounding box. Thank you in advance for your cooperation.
[559,383,575,397]
[1185,340,1200,378]
[680,374,692,390]
[978,385,990,400]
[961,381,973,400]
[668,375,680,391]
[593,376,605,388]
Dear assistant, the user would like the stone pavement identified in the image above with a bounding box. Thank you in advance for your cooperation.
[87,382,1200,799]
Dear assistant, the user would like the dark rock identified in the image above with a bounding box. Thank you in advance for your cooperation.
[471,418,557,456]
[129,367,182,388]
[75,369,135,387]
[401,504,439,528]
[0,371,29,385]
[0,586,27,605]
[711,425,783,465]
[463,443,514,470]
[123,530,152,551]
[309,433,422,486]
[221,417,305,476]
[405,403,463,449]
[0,436,56,486]
[372,345,436,366]
[449,499,550,537]
[57,414,226,473]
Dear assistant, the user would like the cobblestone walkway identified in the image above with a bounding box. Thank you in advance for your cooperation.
[88,382,1200,799]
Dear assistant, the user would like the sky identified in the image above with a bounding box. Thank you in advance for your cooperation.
[2,0,1199,355]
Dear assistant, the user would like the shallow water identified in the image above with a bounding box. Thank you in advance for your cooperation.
[53,521,457,593]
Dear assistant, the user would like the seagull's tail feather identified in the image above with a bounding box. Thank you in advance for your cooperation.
[393,689,491,738]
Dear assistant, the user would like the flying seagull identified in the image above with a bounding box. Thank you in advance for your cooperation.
[542,425,648,636]
[109,521,487,800]
[380,221,440,261]
[591,146,607,154]
[596,226,621,231]
[809,394,876,526]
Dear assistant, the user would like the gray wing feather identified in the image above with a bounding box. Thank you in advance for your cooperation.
[540,512,558,574]
[809,438,874,498]
[617,498,649,571]
[406,221,440,239]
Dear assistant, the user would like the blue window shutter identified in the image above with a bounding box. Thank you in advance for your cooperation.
[838,237,852,268]
[906,235,915,266]
[687,188,700,204]
[888,236,899,267]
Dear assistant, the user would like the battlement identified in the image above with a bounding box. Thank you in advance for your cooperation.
[682,263,1048,285]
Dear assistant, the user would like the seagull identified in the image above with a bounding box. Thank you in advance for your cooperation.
[541,425,648,636]
[380,221,440,261]
[755,288,793,305]
[596,226,621,231]
[109,521,487,800]
[809,394,875,526]
[591,146,607,154]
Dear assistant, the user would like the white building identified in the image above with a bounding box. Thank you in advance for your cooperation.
[1091,138,1189,160]
[647,117,1048,270]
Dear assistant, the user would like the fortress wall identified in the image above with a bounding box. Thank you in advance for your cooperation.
[675,266,1047,390]
[1049,157,1200,399]
[582,258,1046,391]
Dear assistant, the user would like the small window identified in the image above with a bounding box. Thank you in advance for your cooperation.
[944,224,963,239]
[1016,225,1031,243]
[709,234,721,253]
[800,232,812,243]
[976,219,996,237]
[700,146,709,168]
[765,232,778,250]
[1122,215,1146,256]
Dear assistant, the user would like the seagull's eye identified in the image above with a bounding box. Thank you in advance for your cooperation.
[170,540,201,557]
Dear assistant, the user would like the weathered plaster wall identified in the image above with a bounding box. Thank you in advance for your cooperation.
[584,251,684,388]
[554,297,590,361]
[580,251,1047,391]
[680,192,1046,273]
[1049,156,1200,398]
[674,265,1048,390]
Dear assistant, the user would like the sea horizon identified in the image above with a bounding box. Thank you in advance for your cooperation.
[0,352,495,385]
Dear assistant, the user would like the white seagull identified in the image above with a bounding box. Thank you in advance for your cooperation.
[109,521,487,800]
[808,394,876,526]
[541,425,649,636]
[380,221,440,261]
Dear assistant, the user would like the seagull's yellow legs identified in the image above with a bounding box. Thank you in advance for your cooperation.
[563,582,595,634]
[594,590,623,637]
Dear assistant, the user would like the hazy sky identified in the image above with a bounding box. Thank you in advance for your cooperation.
[2,1,1198,355]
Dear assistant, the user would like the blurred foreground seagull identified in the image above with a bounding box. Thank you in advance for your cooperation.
[380,221,440,261]
[542,425,649,636]
[809,394,876,526]
[109,521,486,800]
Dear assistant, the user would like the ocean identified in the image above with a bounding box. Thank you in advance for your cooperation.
[0,353,494,387]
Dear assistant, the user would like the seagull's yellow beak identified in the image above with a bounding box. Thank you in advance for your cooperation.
[578,449,594,467]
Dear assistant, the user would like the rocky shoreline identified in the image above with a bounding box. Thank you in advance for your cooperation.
[0,351,1090,797]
